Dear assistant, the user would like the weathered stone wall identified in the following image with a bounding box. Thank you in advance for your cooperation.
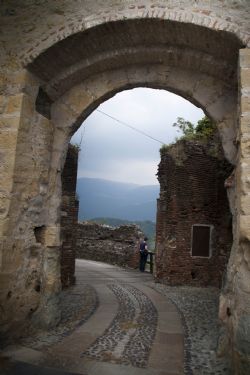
[0,71,63,338]
[156,137,233,288]
[0,1,249,372]
[76,223,142,269]
[217,49,250,375]
[61,145,79,288]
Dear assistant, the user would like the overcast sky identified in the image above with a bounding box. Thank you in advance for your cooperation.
[71,88,204,186]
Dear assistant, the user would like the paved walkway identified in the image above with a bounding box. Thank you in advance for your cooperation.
[2,260,184,375]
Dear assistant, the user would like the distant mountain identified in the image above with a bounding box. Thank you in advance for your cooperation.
[76,177,159,222]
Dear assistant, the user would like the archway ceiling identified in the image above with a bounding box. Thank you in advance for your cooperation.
[28,19,244,100]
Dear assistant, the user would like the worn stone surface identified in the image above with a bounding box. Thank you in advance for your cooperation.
[83,283,157,368]
[76,222,142,269]
[20,283,98,350]
[151,283,231,375]
[0,1,250,373]
[2,260,231,375]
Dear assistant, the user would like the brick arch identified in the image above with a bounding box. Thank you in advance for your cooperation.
[27,17,242,101]
[18,3,249,67]
[23,15,241,172]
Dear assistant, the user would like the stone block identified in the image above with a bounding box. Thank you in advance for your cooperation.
[239,162,250,194]
[235,315,250,356]
[6,94,23,114]
[0,116,20,132]
[43,226,61,247]
[0,192,10,219]
[240,49,250,69]
[240,68,250,88]
[0,95,7,114]
[242,241,250,268]
[0,128,18,150]
[11,69,40,97]
[239,215,250,241]
[240,194,250,215]
[51,101,76,129]
[13,69,36,86]
[21,93,35,119]
[240,114,250,134]
[241,95,250,114]
[63,85,93,114]
[236,260,250,294]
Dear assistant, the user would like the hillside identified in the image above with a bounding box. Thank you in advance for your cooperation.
[76,177,159,222]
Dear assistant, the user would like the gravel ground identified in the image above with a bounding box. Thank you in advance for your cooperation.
[149,283,231,375]
[21,284,98,350]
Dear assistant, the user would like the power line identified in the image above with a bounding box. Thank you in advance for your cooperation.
[96,109,165,145]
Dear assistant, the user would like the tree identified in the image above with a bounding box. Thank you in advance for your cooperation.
[173,117,195,137]
[173,116,216,140]
[195,116,216,137]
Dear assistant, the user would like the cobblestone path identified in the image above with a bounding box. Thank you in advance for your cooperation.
[2,259,228,375]
[82,283,158,367]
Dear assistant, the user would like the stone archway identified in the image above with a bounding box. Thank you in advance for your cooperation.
[0,2,250,372]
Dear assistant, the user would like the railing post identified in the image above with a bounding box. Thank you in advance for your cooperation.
[147,251,154,274]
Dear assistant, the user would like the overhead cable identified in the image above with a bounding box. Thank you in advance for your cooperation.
[96,109,165,145]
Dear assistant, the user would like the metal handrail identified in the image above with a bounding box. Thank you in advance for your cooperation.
[146,251,154,274]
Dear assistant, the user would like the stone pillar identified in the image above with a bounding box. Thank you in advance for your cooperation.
[61,145,79,288]
[219,49,250,374]
[0,68,62,338]
[233,48,250,374]
[0,68,42,337]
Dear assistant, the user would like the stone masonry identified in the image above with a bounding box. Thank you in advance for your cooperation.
[155,137,233,288]
[61,144,79,289]
[0,1,250,373]
[76,222,142,269]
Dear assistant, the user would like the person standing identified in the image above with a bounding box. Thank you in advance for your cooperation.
[139,237,148,272]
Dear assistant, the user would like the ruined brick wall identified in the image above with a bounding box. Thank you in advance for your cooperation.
[61,145,79,288]
[76,223,142,269]
[155,138,233,288]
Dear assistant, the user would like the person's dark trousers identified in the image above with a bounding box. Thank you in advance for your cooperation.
[140,252,148,272]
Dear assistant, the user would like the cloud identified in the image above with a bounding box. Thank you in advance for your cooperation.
[71,88,204,185]
[78,158,159,186]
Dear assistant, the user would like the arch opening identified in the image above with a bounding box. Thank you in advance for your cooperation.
[63,87,233,290]
[1,8,249,372]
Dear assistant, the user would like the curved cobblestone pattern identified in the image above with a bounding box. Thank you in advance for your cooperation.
[21,284,99,350]
[82,283,157,368]
[151,283,230,375]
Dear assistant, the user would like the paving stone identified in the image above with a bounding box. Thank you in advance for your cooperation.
[150,283,231,375]
[3,260,232,374]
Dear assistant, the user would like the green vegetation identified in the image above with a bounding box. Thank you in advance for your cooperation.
[160,116,216,155]
[88,217,156,250]
[173,115,216,140]
[70,142,81,153]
